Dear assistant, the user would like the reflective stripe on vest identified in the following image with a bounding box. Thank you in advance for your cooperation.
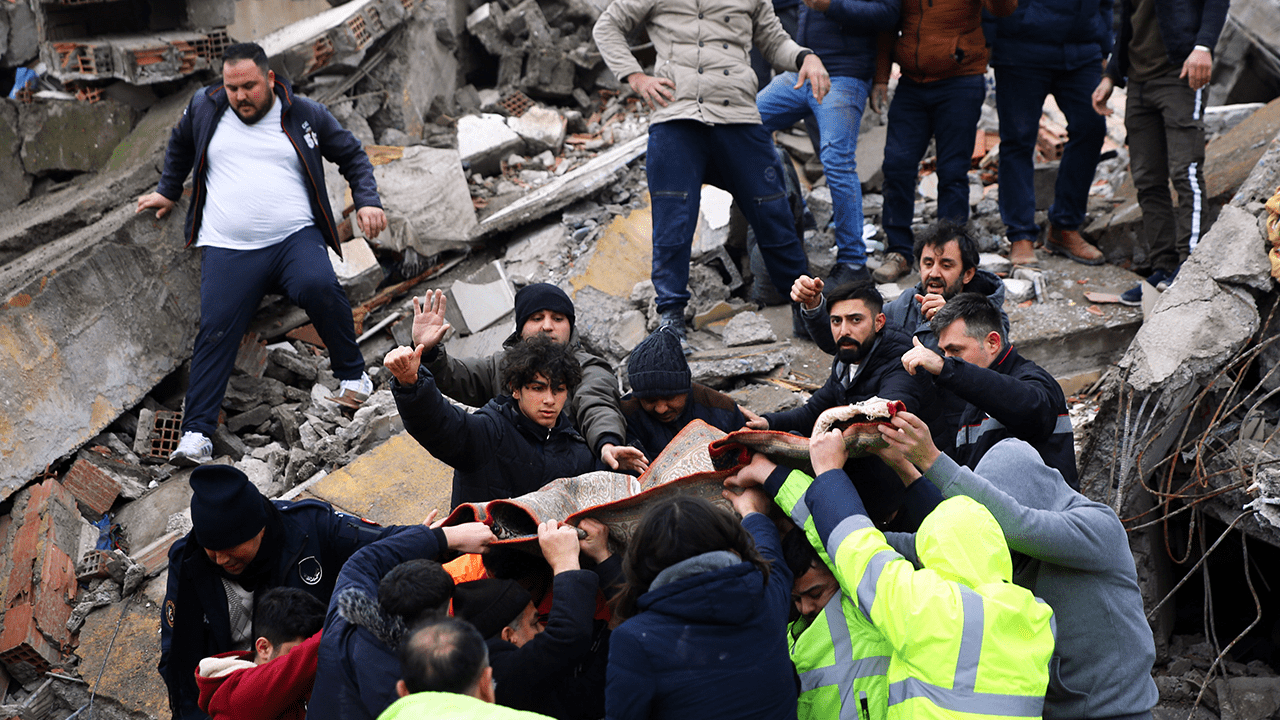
[825,515,873,568]
[886,586,1045,718]
[797,593,890,720]
[955,413,1072,449]
[790,494,812,530]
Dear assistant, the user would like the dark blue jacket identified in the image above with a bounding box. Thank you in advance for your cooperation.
[605,514,795,720]
[156,77,381,254]
[793,0,899,79]
[1105,0,1229,86]
[621,383,746,459]
[393,366,598,507]
[160,499,399,720]
[942,344,1079,489]
[763,326,932,433]
[983,0,1113,69]
[307,525,448,720]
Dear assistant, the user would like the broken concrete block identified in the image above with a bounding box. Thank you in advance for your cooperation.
[227,406,272,434]
[459,113,524,176]
[0,101,30,212]
[466,3,509,55]
[1215,676,1280,720]
[522,48,577,99]
[572,285,635,357]
[269,345,320,382]
[504,223,569,283]
[613,310,649,354]
[328,237,382,303]
[507,106,566,154]
[261,0,409,80]
[363,8,460,141]
[917,172,938,201]
[234,331,269,380]
[688,342,795,388]
[691,185,734,260]
[446,261,516,335]
[2,1,37,69]
[722,311,778,347]
[979,252,1012,276]
[693,300,752,330]
[366,145,479,258]
[1002,278,1035,304]
[1198,204,1271,291]
[856,124,887,192]
[1033,162,1058,211]
[19,99,137,175]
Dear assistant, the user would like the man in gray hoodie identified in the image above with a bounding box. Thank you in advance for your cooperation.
[876,412,1158,720]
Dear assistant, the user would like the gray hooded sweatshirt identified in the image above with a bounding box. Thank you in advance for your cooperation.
[924,439,1158,720]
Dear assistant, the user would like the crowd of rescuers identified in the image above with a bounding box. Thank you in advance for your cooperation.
[161,221,1159,720]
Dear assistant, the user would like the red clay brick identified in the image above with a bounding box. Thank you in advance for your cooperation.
[62,459,121,515]
[0,604,56,672]
[32,546,75,646]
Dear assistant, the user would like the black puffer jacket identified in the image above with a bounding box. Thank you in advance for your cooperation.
[393,366,598,507]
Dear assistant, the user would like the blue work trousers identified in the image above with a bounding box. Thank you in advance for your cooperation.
[881,74,986,258]
[648,120,810,315]
[182,226,365,435]
[758,73,870,266]
[994,63,1106,240]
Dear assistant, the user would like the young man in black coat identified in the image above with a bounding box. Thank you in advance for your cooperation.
[161,466,402,720]
[386,335,598,507]
[749,281,934,527]
[900,292,1078,488]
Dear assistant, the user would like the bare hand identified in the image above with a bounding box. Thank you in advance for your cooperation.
[1180,48,1212,91]
[424,509,441,527]
[1092,76,1115,116]
[538,520,582,574]
[877,411,941,473]
[412,290,452,352]
[790,275,825,310]
[356,206,387,240]
[576,518,611,563]
[383,344,424,385]
[740,407,764,429]
[443,522,496,554]
[723,485,771,517]
[914,293,946,321]
[602,444,649,474]
[725,451,778,488]
[869,83,889,114]
[137,192,176,219]
[795,54,831,104]
[745,413,770,430]
[628,73,675,109]
[901,336,944,376]
[809,427,847,475]
[802,0,831,11]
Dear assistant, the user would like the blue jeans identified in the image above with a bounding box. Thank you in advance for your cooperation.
[881,74,986,259]
[994,63,1106,240]
[648,120,809,315]
[183,226,365,435]
[758,73,870,266]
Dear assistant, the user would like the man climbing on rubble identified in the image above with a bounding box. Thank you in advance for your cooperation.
[593,0,825,353]
[620,327,749,460]
[794,221,1008,455]
[1094,0,1228,306]
[412,285,643,474]
[137,42,387,467]
[747,281,934,527]
[898,292,1078,488]
[877,416,1159,720]
[386,334,599,507]
[161,465,402,720]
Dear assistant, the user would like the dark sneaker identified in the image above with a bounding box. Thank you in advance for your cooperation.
[826,263,871,291]
[659,312,693,356]
[1119,269,1173,307]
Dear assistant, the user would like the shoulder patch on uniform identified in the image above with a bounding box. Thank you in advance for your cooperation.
[164,599,176,628]
[298,556,323,586]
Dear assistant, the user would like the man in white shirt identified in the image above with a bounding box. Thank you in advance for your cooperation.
[138,42,387,465]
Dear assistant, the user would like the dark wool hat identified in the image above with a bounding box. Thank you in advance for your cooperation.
[627,327,692,398]
[514,283,576,333]
[189,465,269,551]
[452,579,532,640]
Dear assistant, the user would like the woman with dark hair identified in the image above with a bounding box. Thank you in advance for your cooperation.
[606,494,796,720]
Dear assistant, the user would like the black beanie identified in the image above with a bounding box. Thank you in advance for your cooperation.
[452,579,532,639]
[189,465,269,551]
[628,327,692,398]
[514,283,576,333]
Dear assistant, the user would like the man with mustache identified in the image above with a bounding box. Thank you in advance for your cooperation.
[747,281,932,527]
[137,42,387,466]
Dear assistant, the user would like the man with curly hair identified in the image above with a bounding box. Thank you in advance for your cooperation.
[385,335,598,507]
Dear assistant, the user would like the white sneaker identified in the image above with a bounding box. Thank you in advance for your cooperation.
[170,431,213,467]
[339,372,374,397]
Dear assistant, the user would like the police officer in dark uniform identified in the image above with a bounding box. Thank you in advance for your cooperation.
[159,465,402,720]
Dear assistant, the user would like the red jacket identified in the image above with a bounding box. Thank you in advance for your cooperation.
[196,631,323,720]
[875,0,1018,84]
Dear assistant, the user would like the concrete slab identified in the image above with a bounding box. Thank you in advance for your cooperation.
[360,145,479,259]
[856,124,886,192]
[114,472,196,556]
[0,101,29,214]
[504,223,569,283]
[568,193,652,298]
[458,114,524,176]
[260,0,408,80]
[19,99,137,175]
[364,6,460,141]
[449,262,516,334]
[507,106,566,154]
[688,342,796,388]
[306,432,453,525]
[76,597,168,720]
[1205,95,1280,205]
[0,202,200,496]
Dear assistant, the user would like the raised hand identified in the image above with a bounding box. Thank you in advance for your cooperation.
[901,336,945,376]
[412,289,451,352]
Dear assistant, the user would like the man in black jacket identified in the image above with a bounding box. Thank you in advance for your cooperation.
[900,292,1078,488]
[386,335,598,507]
[749,281,933,525]
[160,465,402,720]
[137,42,387,466]
[1094,0,1229,306]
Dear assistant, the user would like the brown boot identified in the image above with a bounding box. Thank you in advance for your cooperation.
[1009,239,1038,267]
[872,252,912,283]
[1045,224,1104,266]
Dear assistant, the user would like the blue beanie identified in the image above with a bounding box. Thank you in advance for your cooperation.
[514,283,575,334]
[628,327,692,398]
[189,465,269,551]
